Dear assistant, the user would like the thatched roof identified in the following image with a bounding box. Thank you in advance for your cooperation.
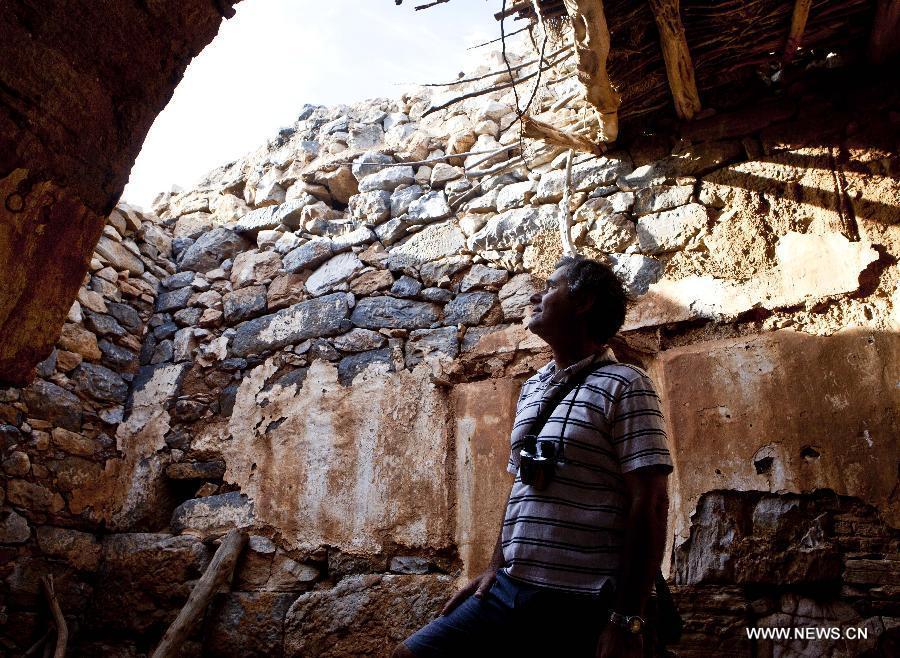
[411,0,891,139]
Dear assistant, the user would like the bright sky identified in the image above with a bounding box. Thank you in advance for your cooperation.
[122,0,505,208]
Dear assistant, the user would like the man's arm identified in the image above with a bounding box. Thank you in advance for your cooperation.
[597,466,669,658]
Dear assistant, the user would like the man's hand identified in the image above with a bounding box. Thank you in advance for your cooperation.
[439,569,497,616]
[596,625,643,658]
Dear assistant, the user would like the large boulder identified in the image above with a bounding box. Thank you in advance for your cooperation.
[23,379,82,430]
[177,228,250,273]
[228,294,351,357]
[171,492,255,540]
[350,297,441,330]
[203,592,298,658]
[283,574,452,657]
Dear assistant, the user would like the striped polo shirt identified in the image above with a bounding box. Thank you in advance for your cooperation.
[501,349,673,595]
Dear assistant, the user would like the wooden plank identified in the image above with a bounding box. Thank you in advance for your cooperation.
[782,0,814,63]
[647,0,702,120]
[522,116,607,156]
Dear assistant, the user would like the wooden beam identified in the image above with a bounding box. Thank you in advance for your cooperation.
[562,0,621,142]
[647,0,701,120]
[151,529,248,658]
[782,0,813,63]
[869,0,900,64]
[522,115,607,156]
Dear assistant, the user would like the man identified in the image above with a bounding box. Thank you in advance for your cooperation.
[395,256,673,658]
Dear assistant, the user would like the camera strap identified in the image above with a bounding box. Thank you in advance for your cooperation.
[525,357,615,445]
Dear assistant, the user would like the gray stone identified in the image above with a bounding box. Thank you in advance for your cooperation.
[306,253,365,296]
[349,123,384,150]
[584,213,637,253]
[358,166,415,193]
[173,307,203,326]
[387,221,466,271]
[163,271,195,290]
[464,188,500,213]
[337,348,394,385]
[617,164,665,192]
[405,327,459,367]
[374,217,408,246]
[72,363,129,403]
[430,163,463,188]
[460,264,509,292]
[443,291,497,326]
[0,510,31,544]
[348,190,392,224]
[391,275,423,298]
[229,294,351,358]
[331,226,376,252]
[283,238,334,273]
[406,191,452,224]
[165,460,227,480]
[23,380,81,430]
[94,235,146,276]
[177,228,250,273]
[608,254,664,296]
[352,151,394,179]
[351,296,441,330]
[274,231,302,255]
[534,154,633,202]
[389,556,431,575]
[84,310,126,337]
[468,205,560,251]
[420,287,454,303]
[99,339,139,371]
[106,302,142,332]
[636,203,708,254]
[496,180,537,211]
[170,491,254,540]
[223,285,268,324]
[633,184,694,216]
[419,255,472,288]
[390,184,424,217]
[331,329,386,353]
[173,328,198,362]
[154,321,179,340]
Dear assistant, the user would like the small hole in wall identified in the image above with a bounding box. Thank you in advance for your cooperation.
[800,446,821,462]
[251,463,257,471]
[754,456,774,475]
[715,469,722,475]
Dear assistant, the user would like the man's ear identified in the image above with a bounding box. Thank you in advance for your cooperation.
[574,295,595,317]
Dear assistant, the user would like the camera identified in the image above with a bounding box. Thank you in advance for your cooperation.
[519,434,558,490]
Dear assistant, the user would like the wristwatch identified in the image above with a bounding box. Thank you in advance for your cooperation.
[608,610,645,634]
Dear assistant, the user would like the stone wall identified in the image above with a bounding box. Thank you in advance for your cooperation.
[1,48,897,656]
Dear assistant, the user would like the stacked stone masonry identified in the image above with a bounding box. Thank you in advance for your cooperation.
[1,50,898,656]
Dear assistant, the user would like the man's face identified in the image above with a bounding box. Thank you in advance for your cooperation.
[527,265,584,341]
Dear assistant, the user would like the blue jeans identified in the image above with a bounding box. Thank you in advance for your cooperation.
[404,570,612,658]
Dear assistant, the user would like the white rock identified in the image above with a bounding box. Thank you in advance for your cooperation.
[496,181,537,212]
[358,167,415,193]
[430,163,464,188]
[636,203,708,254]
[306,253,365,296]
[468,205,561,251]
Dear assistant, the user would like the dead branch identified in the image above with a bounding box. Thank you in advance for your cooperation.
[522,115,607,156]
[782,0,814,63]
[562,0,621,141]
[423,43,571,87]
[560,148,577,256]
[24,629,52,658]
[40,576,67,658]
[468,25,530,49]
[648,0,702,120]
[421,48,572,117]
[151,529,248,658]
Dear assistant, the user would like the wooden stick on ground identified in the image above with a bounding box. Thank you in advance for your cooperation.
[560,149,578,256]
[522,115,607,156]
[782,0,813,63]
[151,529,248,658]
[647,0,702,121]
[562,0,621,142]
[40,576,67,658]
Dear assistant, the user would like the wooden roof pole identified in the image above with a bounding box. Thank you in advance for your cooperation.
[782,0,813,64]
[647,0,701,120]
[562,0,621,142]
[868,0,900,64]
